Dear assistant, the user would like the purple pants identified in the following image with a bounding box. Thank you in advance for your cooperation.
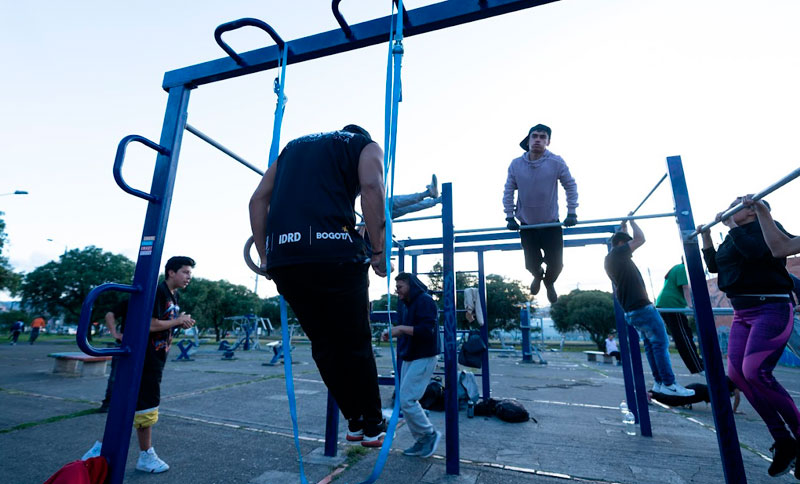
[728,302,800,442]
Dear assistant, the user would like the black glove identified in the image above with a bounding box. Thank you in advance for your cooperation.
[506,217,520,231]
[563,213,578,227]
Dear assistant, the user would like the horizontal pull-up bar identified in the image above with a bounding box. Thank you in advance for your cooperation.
[163,0,558,89]
[657,307,734,315]
[689,165,800,238]
[184,123,264,176]
[454,212,676,235]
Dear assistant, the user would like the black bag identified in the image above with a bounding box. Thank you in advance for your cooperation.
[474,397,497,417]
[458,330,486,369]
[420,378,445,411]
[495,398,530,423]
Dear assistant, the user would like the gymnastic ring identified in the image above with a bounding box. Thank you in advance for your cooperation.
[243,236,270,277]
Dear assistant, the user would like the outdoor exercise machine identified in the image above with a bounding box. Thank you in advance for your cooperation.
[73,2,568,484]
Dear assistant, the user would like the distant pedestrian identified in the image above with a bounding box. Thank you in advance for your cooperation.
[604,334,621,363]
[98,299,128,413]
[29,316,46,344]
[10,320,23,345]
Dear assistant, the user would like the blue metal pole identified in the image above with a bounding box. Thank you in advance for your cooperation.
[324,393,339,457]
[441,182,459,475]
[608,256,641,424]
[411,254,417,275]
[626,325,652,437]
[477,250,491,400]
[666,155,746,484]
[102,86,191,484]
[520,306,532,362]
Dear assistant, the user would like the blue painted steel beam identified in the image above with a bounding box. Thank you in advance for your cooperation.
[441,183,459,475]
[100,86,191,484]
[399,225,617,248]
[162,0,559,89]
[666,155,746,483]
[477,251,491,399]
[394,238,610,256]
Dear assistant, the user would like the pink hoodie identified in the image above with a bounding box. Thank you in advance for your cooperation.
[502,150,578,225]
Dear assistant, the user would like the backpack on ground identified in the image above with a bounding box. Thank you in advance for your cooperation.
[420,377,445,411]
[495,398,530,423]
[458,330,486,369]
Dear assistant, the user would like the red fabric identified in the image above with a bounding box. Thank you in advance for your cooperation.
[43,457,108,484]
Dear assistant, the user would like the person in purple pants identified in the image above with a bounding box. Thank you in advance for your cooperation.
[698,196,799,479]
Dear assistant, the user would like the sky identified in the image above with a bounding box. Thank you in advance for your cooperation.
[2,0,799,310]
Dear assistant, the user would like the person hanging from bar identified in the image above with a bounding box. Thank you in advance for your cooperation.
[697,196,800,479]
[655,261,704,374]
[249,124,389,447]
[503,124,578,303]
[604,215,695,398]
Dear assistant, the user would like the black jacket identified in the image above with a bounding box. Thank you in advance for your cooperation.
[702,220,792,308]
[397,274,440,361]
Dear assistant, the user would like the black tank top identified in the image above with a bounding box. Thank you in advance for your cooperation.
[265,130,373,270]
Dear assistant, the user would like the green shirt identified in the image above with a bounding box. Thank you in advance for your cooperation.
[655,264,688,308]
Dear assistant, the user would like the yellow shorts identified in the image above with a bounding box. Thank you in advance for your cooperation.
[133,407,158,429]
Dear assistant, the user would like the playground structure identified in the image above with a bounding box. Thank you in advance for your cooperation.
[68,1,800,483]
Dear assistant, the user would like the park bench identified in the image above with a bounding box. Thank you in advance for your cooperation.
[48,352,111,376]
[583,350,614,364]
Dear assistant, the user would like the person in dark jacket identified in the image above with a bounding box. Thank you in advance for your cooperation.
[698,197,799,478]
[392,272,442,458]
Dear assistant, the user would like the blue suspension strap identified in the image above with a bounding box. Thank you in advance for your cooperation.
[356,2,405,483]
[265,47,313,484]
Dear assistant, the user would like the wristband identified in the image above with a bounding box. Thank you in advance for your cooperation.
[372,250,383,256]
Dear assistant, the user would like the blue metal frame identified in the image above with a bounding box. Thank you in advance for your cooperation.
[161,1,559,89]
[666,156,745,483]
[77,86,191,484]
[441,183,459,474]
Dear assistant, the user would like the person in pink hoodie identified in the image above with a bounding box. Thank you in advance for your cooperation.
[503,124,578,303]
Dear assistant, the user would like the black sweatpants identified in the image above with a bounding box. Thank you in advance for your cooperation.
[519,226,563,283]
[270,262,382,425]
[661,312,704,374]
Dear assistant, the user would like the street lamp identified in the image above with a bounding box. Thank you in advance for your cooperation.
[0,190,29,197]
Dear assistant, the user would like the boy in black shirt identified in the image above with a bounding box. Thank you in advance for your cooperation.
[83,256,196,473]
[604,217,693,398]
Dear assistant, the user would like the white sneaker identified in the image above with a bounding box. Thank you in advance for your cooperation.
[661,383,695,397]
[427,174,439,198]
[136,447,169,473]
[81,440,102,461]
[651,382,663,393]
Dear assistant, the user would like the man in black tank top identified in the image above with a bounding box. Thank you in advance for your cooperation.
[249,124,389,446]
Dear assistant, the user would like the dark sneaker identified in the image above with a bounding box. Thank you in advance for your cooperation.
[402,440,425,456]
[419,430,441,458]
[768,439,796,477]
[361,419,387,448]
[427,174,439,198]
[545,282,558,303]
[795,441,800,479]
[346,418,364,442]
[530,275,542,295]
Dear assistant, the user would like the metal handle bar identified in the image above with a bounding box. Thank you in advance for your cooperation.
[454,211,677,235]
[113,135,168,202]
[77,283,139,357]
[331,1,354,40]
[185,123,264,176]
[631,173,667,216]
[214,18,285,67]
[689,165,800,238]
[243,236,270,277]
